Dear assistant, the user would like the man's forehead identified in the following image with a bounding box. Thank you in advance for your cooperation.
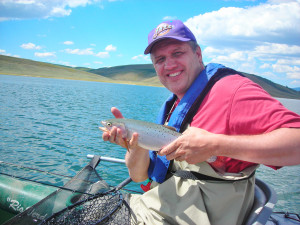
[151,39,188,53]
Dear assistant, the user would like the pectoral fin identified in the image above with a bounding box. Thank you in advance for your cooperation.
[123,138,130,152]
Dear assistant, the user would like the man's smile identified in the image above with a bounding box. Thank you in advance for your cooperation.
[168,71,181,77]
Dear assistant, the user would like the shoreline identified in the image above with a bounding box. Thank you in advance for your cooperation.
[0,73,164,88]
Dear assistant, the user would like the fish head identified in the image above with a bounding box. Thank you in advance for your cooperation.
[99,119,127,138]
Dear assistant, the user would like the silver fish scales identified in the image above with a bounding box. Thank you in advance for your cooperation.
[100,118,217,162]
[100,118,181,151]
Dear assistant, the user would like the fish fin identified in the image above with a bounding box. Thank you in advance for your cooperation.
[162,125,177,132]
[123,138,130,153]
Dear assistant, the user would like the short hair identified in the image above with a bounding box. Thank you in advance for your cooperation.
[187,40,199,52]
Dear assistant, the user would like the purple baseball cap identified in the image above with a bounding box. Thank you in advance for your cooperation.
[144,20,196,54]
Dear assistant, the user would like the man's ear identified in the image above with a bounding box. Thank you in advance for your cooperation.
[196,46,203,65]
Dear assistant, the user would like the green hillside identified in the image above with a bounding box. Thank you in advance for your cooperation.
[1,55,299,99]
[242,73,300,99]
[88,63,300,99]
[0,55,112,83]
[88,64,160,86]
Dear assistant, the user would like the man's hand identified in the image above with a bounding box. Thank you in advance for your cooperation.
[158,127,218,164]
[159,126,300,167]
[102,107,142,151]
[101,107,150,182]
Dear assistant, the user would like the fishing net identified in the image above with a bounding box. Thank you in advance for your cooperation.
[41,189,131,225]
[4,156,132,225]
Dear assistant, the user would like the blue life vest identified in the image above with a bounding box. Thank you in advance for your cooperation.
[148,63,240,183]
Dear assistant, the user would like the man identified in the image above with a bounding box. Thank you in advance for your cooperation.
[102,20,300,224]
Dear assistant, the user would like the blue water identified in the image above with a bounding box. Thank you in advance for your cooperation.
[0,75,299,213]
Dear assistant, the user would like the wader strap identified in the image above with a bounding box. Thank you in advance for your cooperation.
[172,170,255,182]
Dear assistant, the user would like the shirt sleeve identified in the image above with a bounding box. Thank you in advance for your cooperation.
[228,80,300,170]
[228,80,300,135]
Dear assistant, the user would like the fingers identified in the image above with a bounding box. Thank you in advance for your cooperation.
[129,132,139,147]
[102,131,110,141]
[159,140,182,161]
[108,126,118,143]
[102,107,126,147]
[159,136,179,156]
[111,107,124,119]
[102,126,120,144]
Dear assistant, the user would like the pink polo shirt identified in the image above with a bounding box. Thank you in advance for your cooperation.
[190,75,300,173]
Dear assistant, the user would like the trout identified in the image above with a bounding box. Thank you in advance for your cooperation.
[99,118,181,151]
[99,118,216,162]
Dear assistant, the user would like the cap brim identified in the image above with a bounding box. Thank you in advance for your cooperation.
[144,36,191,54]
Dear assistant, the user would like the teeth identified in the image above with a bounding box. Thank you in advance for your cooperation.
[169,72,181,77]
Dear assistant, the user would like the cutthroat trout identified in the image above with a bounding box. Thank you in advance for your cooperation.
[99,118,181,151]
[99,118,217,162]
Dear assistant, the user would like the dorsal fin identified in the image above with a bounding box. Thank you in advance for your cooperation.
[162,125,177,132]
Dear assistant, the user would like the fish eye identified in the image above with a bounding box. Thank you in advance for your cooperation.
[107,122,112,127]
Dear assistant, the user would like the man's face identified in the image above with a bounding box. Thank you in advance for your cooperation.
[150,39,204,99]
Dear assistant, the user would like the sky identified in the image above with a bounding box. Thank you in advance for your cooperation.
[0,0,300,88]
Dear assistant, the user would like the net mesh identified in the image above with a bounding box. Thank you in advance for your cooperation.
[4,156,132,225]
[42,191,131,225]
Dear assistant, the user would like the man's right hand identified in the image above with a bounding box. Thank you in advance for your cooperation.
[101,107,141,151]
[101,107,150,182]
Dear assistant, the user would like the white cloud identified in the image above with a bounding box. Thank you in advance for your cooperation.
[21,42,42,50]
[291,80,300,86]
[287,72,300,79]
[64,48,94,55]
[0,0,102,20]
[255,43,300,55]
[35,52,56,57]
[162,16,177,21]
[66,0,91,8]
[132,54,150,61]
[260,63,271,69]
[95,51,110,58]
[277,59,300,66]
[185,0,300,47]
[272,63,300,78]
[186,0,300,86]
[105,44,117,51]
[63,47,110,58]
[0,49,20,57]
[63,41,74,45]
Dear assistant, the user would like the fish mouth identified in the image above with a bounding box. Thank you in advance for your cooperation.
[99,121,108,132]
[99,127,108,132]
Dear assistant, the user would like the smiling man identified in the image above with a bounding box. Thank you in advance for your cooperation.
[102,20,300,224]
[150,39,204,99]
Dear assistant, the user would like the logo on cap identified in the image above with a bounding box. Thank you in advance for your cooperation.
[153,23,173,40]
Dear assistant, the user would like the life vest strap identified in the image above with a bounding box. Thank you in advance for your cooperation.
[171,170,255,182]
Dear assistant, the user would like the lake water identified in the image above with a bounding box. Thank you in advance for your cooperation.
[0,75,299,213]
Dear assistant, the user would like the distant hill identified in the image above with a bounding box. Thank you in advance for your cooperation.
[293,87,300,91]
[241,73,300,99]
[88,63,300,99]
[1,54,299,99]
[88,64,162,86]
[0,55,112,83]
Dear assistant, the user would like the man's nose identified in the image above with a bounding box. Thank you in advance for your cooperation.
[164,57,177,70]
